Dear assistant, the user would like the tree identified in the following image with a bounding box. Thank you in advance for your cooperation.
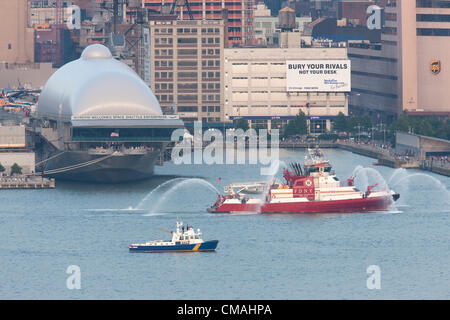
[390,115,410,133]
[10,163,22,175]
[284,111,308,137]
[359,114,373,131]
[0,162,5,173]
[333,112,348,132]
[234,118,249,131]
[418,119,433,137]
[347,116,359,134]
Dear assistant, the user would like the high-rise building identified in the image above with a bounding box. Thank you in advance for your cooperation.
[140,0,255,46]
[147,19,225,123]
[0,0,35,64]
[349,0,450,122]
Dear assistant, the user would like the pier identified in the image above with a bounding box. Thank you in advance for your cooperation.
[0,175,55,189]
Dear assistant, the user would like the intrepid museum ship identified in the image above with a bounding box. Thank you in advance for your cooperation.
[34,44,183,182]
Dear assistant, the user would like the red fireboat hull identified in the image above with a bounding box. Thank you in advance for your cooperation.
[210,195,394,214]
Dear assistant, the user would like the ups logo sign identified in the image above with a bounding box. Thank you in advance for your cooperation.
[430,60,441,75]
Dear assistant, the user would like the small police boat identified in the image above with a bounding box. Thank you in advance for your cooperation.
[129,221,219,253]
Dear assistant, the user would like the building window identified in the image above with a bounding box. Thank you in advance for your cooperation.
[178,95,198,101]
[310,119,326,134]
[178,38,197,44]
[178,83,198,90]
[178,60,197,67]
[178,106,197,112]
[8,44,12,50]
[178,49,197,55]
[178,72,197,78]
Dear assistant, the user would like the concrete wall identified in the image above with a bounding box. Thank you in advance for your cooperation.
[0,125,26,148]
[0,152,35,175]
[417,36,450,112]
[0,0,35,64]
[398,0,418,112]
[0,63,56,89]
[396,132,450,157]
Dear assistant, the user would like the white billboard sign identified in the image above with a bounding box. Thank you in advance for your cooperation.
[286,60,351,92]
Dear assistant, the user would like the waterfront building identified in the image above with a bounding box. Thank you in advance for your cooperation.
[147,19,225,123]
[349,0,450,122]
[223,47,349,133]
[0,125,35,175]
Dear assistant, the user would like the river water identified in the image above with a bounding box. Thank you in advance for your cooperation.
[0,148,449,299]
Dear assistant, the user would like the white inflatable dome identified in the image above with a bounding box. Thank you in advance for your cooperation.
[37,44,162,119]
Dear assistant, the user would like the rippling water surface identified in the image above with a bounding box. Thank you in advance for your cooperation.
[0,149,449,299]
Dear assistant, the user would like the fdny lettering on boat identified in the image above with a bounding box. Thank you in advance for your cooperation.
[177,304,272,317]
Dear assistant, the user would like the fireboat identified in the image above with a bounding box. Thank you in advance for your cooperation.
[208,148,400,214]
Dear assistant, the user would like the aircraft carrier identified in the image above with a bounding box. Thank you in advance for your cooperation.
[32,44,183,183]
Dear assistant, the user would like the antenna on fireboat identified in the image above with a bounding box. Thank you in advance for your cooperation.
[290,162,303,176]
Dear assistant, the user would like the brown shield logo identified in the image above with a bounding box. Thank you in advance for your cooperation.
[430,60,441,75]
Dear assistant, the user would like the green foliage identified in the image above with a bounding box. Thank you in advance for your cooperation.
[359,114,373,131]
[389,115,449,140]
[318,133,339,141]
[333,112,348,132]
[0,162,5,172]
[284,111,308,137]
[332,113,373,134]
[234,118,249,131]
[10,163,22,175]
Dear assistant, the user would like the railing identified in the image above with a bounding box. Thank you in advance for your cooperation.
[88,148,149,156]
[72,137,172,142]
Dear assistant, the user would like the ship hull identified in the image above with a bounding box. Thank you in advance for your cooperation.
[210,195,396,214]
[41,150,159,183]
[129,240,219,253]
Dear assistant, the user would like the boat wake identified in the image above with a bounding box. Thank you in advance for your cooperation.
[84,207,144,213]
[141,212,167,217]
[374,209,404,215]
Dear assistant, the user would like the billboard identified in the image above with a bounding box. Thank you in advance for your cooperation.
[286,60,351,92]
